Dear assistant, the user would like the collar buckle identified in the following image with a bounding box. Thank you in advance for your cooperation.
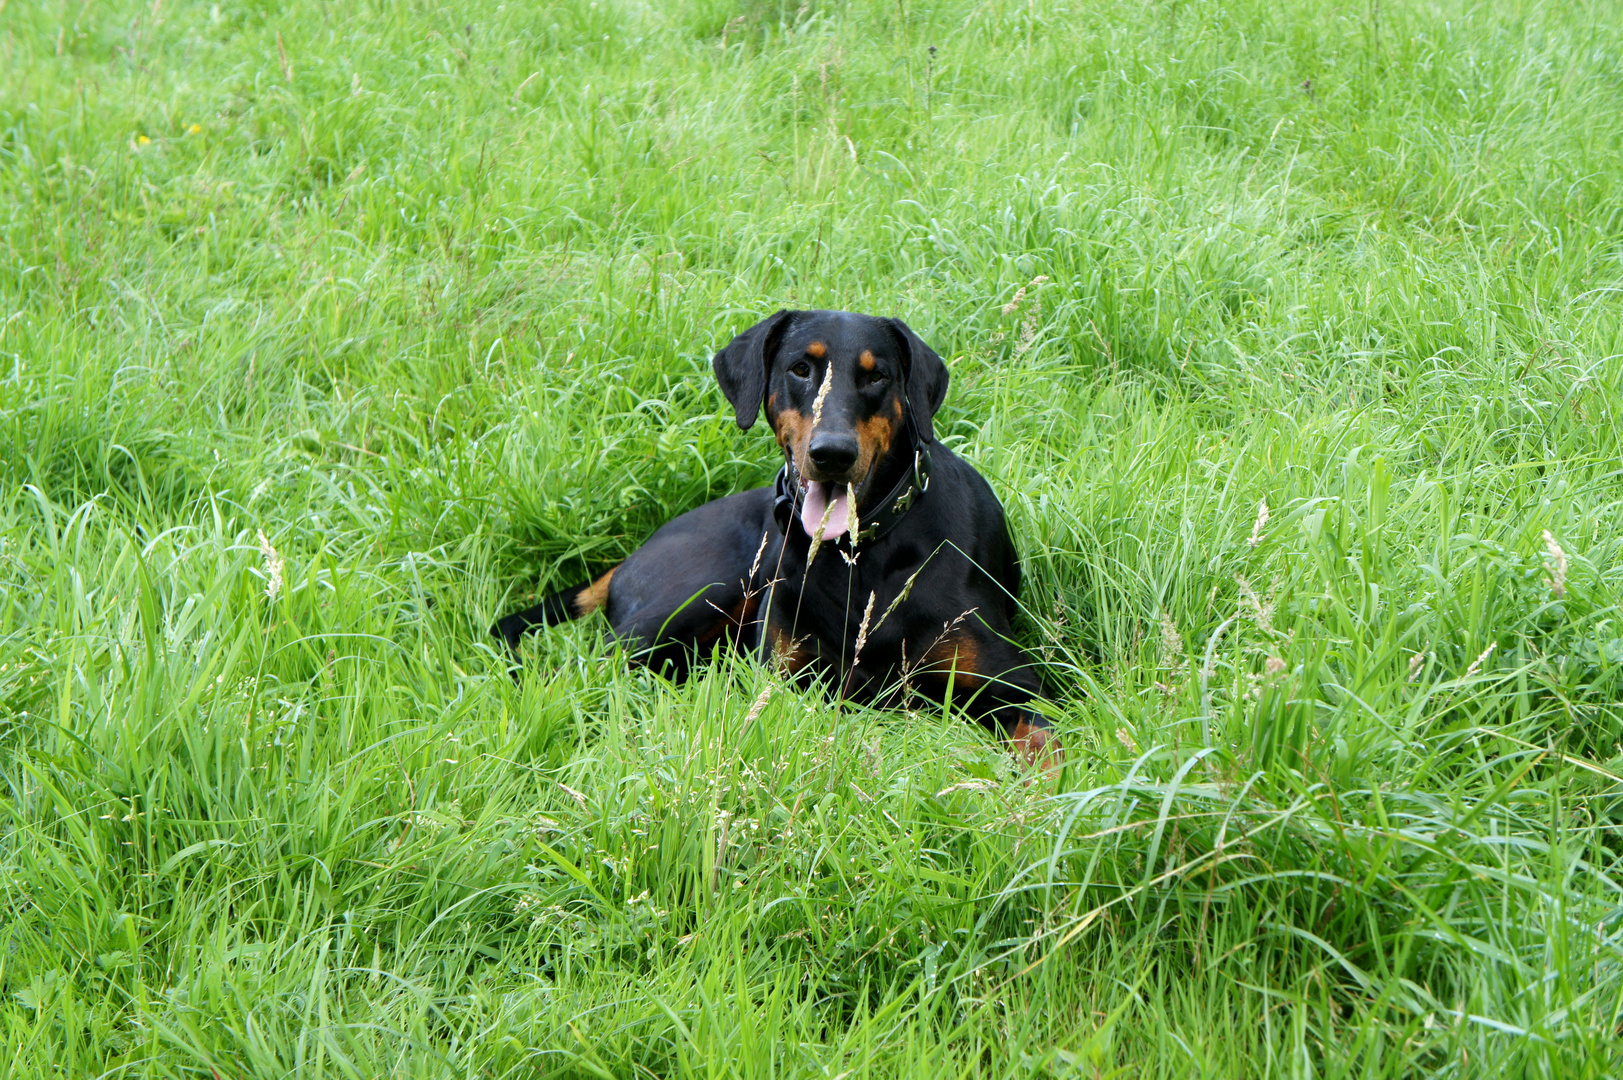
[914,447,932,492]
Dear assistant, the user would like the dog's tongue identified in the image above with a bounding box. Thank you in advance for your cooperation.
[800,481,850,540]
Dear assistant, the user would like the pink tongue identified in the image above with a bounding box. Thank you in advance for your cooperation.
[800,481,850,540]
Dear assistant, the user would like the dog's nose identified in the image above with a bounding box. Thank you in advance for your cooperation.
[807,433,859,473]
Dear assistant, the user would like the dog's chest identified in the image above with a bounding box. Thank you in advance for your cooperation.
[769,544,944,654]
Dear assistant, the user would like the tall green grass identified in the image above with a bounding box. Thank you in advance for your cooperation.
[3,0,1623,1074]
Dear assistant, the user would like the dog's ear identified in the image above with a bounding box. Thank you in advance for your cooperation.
[888,318,950,441]
[713,309,794,431]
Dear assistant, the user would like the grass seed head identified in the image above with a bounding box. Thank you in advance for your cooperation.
[1542,529,1568,598]
[743,684,775,726]
[1249,498,1270,548]
[257,529,284,602]
[810,359,834,428]
[806,497,836,562]
[868,565,923,640]
[853,590,876,667]
[1237,575,1275,636]
[748,528,769,581]
[1160,611,1187,675]
[1001,274,1049,316]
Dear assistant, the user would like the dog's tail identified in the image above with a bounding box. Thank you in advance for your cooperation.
[491,566,618,649]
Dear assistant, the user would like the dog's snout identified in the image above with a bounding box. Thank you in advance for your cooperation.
[807,433,859,474]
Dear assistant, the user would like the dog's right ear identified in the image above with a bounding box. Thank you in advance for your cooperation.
[713,309,794,431]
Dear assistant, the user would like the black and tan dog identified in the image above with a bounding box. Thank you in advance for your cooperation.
[493,310,1057,765]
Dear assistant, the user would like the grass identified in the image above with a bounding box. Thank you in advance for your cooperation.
[3,0,1623,1074]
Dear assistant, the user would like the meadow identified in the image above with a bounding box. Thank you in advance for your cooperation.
[3,0,1623,1074]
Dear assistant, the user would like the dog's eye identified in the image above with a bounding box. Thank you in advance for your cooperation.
[789,361,813,378]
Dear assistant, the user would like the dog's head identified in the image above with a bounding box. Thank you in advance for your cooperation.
[713,310,949,540]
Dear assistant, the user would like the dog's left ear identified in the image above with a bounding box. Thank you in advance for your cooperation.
[713,309,795,431]
[888,318,950,441]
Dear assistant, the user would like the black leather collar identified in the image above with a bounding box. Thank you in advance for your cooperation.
[772,440,933,546]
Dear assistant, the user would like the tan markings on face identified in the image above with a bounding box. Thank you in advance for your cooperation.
[922,631,983,690]
[853,411,895,481]
[859,350,876,371]
[806,341,827,359]
[767,391,778,413]
[773,409,811,471]
[1008,721,1062,771]
[573,565,619,616]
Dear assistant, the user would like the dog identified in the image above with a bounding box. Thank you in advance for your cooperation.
[493,310,1057,765]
